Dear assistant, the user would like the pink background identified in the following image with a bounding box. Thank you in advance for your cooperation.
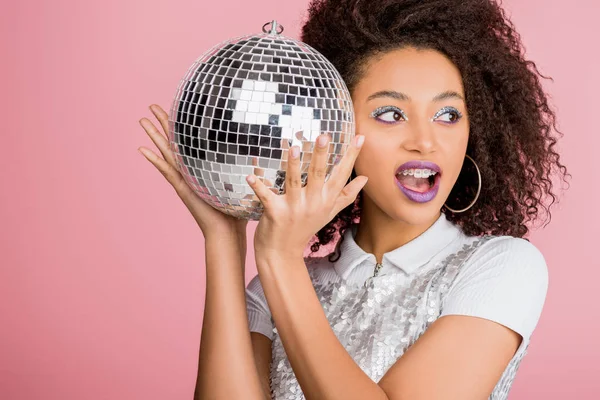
[1,0,598,398]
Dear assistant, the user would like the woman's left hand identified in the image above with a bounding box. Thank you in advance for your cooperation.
[246,133,367,261]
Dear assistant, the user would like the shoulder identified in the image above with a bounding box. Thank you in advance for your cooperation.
[304,255,338,283]
[245,272,273,340]
[247,271,265,293]
[466,235,548,285]
[441,235,549,341]
[476,235,546,263]
[305,254,334,267]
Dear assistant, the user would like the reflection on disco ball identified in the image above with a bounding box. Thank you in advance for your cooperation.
[168,20,355,220]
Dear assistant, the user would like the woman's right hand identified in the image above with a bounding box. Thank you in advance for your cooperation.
[138,104,248,240]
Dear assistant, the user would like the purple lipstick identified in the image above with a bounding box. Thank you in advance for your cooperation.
[394,160,442,203]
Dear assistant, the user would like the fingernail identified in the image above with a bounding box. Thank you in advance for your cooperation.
[317,134,328,147]
[246,175,256,184]
[291,146,300,158]
[356,135,365,148]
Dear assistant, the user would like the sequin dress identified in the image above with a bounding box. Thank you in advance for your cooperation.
[246,215,548,400]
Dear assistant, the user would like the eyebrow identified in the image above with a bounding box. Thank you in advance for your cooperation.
[367,90,410,102]
[432,90,464,102]
[366,90,465,102]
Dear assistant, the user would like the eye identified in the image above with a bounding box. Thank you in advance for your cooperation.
[370,106,408,124]
[432,106,463,124]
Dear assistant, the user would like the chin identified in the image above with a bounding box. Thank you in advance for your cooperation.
[387,198,444,226]
[370,179,449,226]
[361,176,449,226]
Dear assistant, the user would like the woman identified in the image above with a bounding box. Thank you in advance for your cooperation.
[138,0,567,398]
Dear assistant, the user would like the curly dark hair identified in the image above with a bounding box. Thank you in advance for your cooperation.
[301,0,569,259]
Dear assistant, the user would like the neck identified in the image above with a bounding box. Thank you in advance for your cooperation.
[353,194,441,264]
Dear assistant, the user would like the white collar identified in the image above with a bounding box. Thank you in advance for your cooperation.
[332,213,461,279]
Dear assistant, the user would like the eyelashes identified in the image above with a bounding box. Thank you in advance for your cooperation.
[430,106,463,123]
[370,106,463,125]
[370,106,407,124]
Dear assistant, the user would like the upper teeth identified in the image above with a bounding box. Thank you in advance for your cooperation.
[399,168,437,178]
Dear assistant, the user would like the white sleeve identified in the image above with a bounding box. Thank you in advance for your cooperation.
[440,236,549,345]
[245,273,275,340]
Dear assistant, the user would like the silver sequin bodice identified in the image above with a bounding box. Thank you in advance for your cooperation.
[269,237,528,400]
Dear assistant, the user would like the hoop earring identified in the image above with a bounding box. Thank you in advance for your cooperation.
[444,154,481,213]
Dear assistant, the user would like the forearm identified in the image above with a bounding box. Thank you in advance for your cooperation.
[195,232,264,400]
[256,254,388,400]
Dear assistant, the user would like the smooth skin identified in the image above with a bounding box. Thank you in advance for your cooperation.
[139,46,522,399]
[352,47,471,255]
[246,47,522,399]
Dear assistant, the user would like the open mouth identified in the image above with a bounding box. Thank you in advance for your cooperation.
[394,161,442,203]
[395,168,440,193]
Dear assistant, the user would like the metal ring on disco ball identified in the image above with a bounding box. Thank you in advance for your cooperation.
[168,19,356,220]
[262,20,284,34]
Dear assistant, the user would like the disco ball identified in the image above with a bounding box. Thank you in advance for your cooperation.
[168,20,355,220]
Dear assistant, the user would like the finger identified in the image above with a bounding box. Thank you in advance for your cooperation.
[251,156,265,178]
[331,175,369,216]
[148,104,181,172]
[139,117,179,171]
[307,134,330,193]
[279,139,290,184]
[149,104,171,139]
[326,135,365,195]
[284,145,302,200]
[246,174,276,206]
[250,156,275,192]
[138,146,189,196]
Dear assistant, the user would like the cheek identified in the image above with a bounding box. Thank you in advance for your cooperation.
[353,151,368,177]
[353,118,387,175]
[440,131,469,188]
[445,162,464,189]
[353,140,387,177]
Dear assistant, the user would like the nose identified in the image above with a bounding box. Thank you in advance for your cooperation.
[401,120,437,155]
